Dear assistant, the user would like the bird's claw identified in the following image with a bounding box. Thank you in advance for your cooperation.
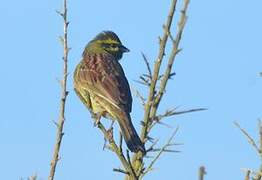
[92,113,101,127]
[107,127,114,143]
[102,127,114,150]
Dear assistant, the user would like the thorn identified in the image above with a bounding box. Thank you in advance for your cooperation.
[65,91,69,96]
[55,10,64,17]
[113,168,129,175]
[176,48,182,54]
[52,120,59,127]
[167,142,184,146]
[141,52,152,78]
[144,155,154,158]
[133,80,150,87]
[140,121,146,126]
[146,139,159,152]
[156,121,172,129]
[168,72,176,79]
[58,35,64,43]
[163,149,181,153]
[142,74,151,79]
[158,36,162,44]
[146,136,155,143]
[65,72,69,77]
[103,137,107,150]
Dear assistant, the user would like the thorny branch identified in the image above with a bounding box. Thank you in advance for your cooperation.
[234,121,260,155]
[125,0,206,179]
[149,107,207,131]
[140,0,179,145]
[141,127,180,178]
[95,120,138,180]
[48,0,69,180]
[235,120,262,180]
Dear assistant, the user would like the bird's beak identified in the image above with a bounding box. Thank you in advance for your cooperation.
[120,45,130,53]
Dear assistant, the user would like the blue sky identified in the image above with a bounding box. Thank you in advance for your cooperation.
[0,0,262,179]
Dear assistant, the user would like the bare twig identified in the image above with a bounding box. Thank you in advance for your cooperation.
[126,150,136,177]
[141,52,152,79]
[259,119,262,158]
[141,127,179,178]
[48,0,69,180]
[148,107,206,132]
[134,79,150,87]
[236,121,262,180]
[94,120,137,180]
[119,132,123,153]
[140,0,179,142]
[146,139,159,153]
[113,168,129,175]
[132,87,146,106]
[198,166,206,180]
[154,108,207,122]
[234,121,260,154]
[148,0,190,131]
[129,1,191,179]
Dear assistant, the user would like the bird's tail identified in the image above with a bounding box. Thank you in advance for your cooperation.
[117,112,146,154]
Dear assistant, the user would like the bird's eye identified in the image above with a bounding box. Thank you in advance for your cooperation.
[102,43,110,48]
[110,44,118,48]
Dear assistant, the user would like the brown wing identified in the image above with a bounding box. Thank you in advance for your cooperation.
[76,53,132,113]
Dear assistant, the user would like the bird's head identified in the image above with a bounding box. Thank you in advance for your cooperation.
[87,31,129,60]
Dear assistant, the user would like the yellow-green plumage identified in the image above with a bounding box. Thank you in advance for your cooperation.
[74,31,145,153]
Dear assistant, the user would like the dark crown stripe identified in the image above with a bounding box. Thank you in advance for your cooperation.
[92,31,121,43]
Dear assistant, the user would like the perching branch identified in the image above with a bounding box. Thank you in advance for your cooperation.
[128,1,192,179]
[140,0,178,144]
[152,0,189,116]
[94,119,138,180]
[48,0,69,180]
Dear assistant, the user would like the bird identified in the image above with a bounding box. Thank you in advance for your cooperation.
[74,31,145,154]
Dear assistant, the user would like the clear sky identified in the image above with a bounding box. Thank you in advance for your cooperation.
[0,0,262,180]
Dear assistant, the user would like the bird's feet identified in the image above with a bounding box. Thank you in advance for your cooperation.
[103,126,114,150]
[107,126,114,143]
[109,120,115,131]
[92,113,101,127]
